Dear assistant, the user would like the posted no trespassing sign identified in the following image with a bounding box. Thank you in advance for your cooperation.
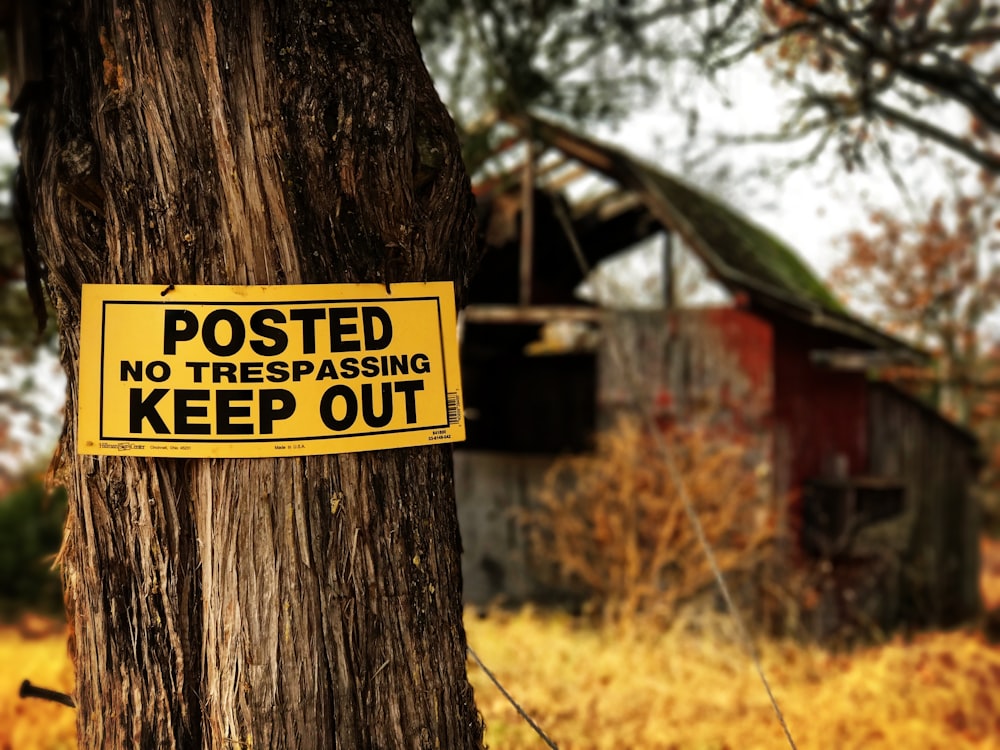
[78,283,465,458]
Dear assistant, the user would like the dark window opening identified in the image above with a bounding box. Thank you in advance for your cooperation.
[802,478,905,558]
[460,323,596,453]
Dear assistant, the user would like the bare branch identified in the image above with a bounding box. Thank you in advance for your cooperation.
[782,0,1000,132]
[869,99,1000,172]
[708,20,823,69]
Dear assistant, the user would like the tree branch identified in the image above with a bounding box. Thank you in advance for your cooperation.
[782,0,1000,132]
[869,99,1000,172]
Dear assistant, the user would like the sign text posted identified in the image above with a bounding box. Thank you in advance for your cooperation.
[78,283,465,457]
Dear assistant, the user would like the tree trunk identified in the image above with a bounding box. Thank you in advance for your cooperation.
[16,1,484,747]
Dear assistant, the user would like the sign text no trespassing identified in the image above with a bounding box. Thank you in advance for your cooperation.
[78,283,465,457]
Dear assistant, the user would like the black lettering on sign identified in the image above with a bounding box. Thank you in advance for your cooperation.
[164,310,198,355]
[260,389,296,434]
[217,390,254,435]
[175,389,211,434]
[146,361,170,382]
[395,379,424,423]
[290,308,324,354]
[412,353,430,374]
[202,310,245,357]
[186,361,209,382]
[328,307,361,353]
[340,358,360,379]
[130,388,170,434]
[362,382,393,428]
[241,362,264,383]
[320,385,358,431]
[386,354,408,376]
[266,361,289,382]
[362,306,392,350]
[161,303,403,359]
[120,360,171,382]
[292,360,314,381]
[317,360,339,380]
[249,309,288,356]
[212,362,238,383]
[361,356,379,377]
[121,360,143,382]
[318,379,426,432]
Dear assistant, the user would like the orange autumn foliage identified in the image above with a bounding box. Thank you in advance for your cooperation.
[831,183,1000,522]
[832,186,1000,421]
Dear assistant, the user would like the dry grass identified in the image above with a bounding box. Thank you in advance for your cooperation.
[466,608,1000,750]
[0,621,74,750]
[6,607,1000,750]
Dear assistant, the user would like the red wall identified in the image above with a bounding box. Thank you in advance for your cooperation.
[698,308,773,429]
[772,320,869,493]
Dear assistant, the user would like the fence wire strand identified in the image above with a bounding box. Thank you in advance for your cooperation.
[467,645,560,749]
[555,196,799,749]
[619,361,799,750]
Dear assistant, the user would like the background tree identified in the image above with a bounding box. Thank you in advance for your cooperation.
[14,1,483,747]
[0,156,60,482]
[830,171,1000,523]
[831,172,1000,417]
[703,0,1000,174]
[413,0,715,173]
[831,173,1000,418]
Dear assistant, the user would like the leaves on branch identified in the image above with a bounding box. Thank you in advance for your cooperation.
[702,0,1000,173]
[831,173,1000,423]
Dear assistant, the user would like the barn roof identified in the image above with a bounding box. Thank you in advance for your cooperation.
[491,114,922,357]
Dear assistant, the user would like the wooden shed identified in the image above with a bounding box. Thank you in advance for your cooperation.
[457,115,981,632]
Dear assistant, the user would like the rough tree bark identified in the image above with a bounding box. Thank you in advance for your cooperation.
[16,1,484,747]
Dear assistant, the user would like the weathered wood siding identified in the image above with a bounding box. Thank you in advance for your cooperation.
[454,452,553,605]
[599,309,773,428]
[867,383,980,626]
[772,319,870,490]
[456,312,982,634]
[457,308,775,605]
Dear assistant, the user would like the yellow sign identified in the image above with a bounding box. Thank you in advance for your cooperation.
[78,283,465,457]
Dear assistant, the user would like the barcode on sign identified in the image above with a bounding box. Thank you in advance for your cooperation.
[447,392,461,425]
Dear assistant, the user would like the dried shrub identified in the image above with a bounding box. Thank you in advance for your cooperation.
[523,417,778,626]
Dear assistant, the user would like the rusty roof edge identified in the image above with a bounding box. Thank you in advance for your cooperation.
[747,292,928,361]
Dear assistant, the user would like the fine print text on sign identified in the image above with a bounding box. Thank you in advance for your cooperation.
[78,283,465,457]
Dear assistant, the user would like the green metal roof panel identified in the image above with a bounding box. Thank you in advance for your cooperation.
[639,169,846,313]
